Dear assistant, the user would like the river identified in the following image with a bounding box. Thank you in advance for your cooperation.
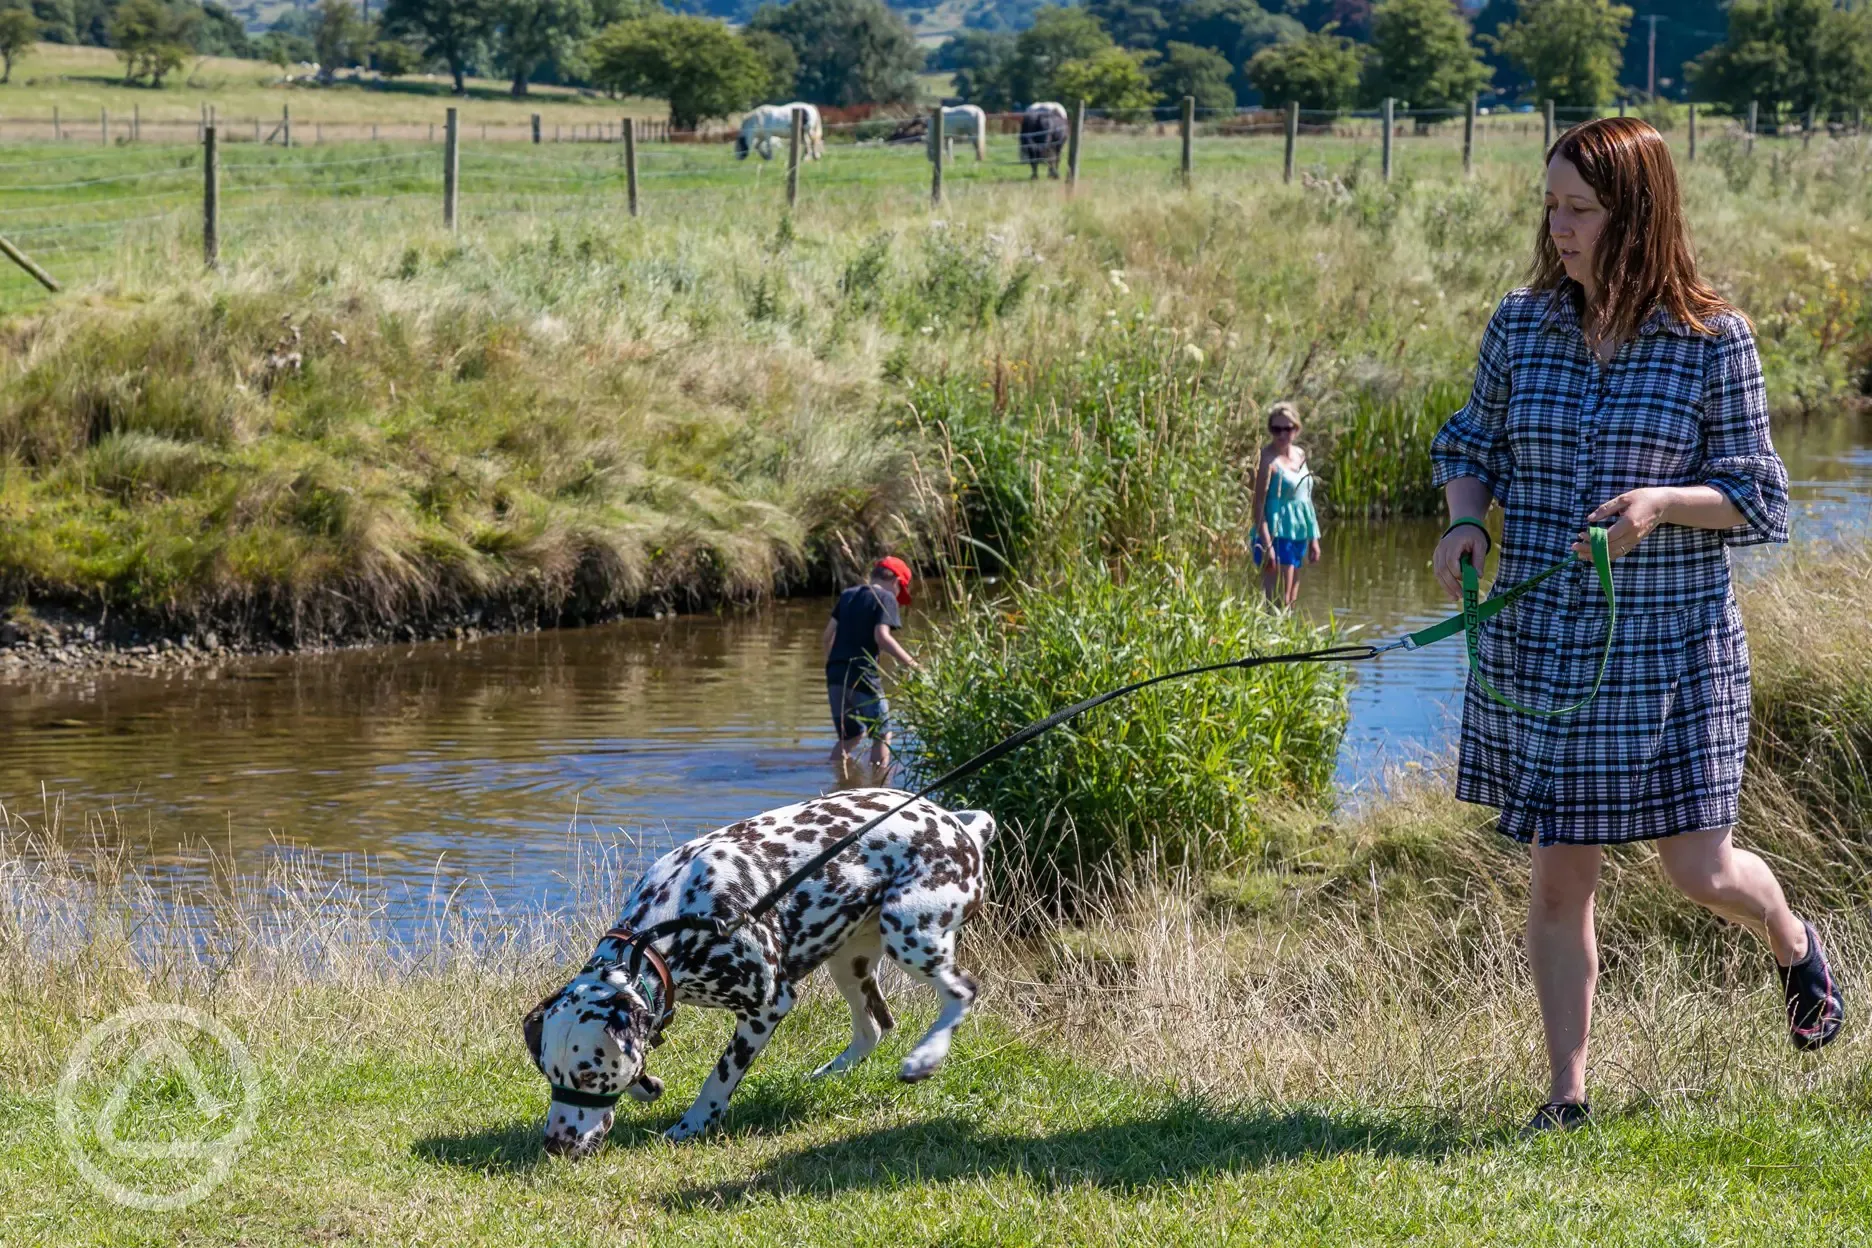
[2,410,1866,909]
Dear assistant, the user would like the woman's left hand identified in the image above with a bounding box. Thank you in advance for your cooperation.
[1577,487,1678,561]
[1307,540,1321,565]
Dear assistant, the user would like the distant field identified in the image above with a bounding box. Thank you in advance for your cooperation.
[0,41,667,139]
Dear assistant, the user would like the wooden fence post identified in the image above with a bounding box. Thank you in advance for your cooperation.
[929,105,944,205]
[52,105,59,141]
[1617,98,1626,118]
[443,107,459,231]
[624,117,638,218]
[1284,100,1298,183]
[1542,98,1554,151]
[1066,99,1084,191]
[203,124,219,269]
[0,235,59,291]
[1687,102,1697,160]
[1179,95,1193,188]
[134,104,141,142]
[1381,97,1393,181]
[283,105,291,148]
[531,113,541,144]
[787,106,804,209]
[1803,104,1814,150]
[253,116,260,144]
[1746,99,1757,155]
[1462,95,1475,175]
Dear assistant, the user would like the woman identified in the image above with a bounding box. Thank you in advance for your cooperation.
[1430,117,1843,1134]
[1251,401,1321,606]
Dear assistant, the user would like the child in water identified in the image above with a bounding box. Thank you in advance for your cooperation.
[1251,401,1321,606]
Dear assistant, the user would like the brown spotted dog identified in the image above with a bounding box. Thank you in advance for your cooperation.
[525,789,996,1156]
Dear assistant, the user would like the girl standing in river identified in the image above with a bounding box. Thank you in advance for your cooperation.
[1430,118,1842,1135]
[1250,401,1321,606]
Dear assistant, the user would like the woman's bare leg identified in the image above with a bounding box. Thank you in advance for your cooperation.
[1528,842,1603,1104]
[1282,563,1301,607]
[1654,827,1808,964]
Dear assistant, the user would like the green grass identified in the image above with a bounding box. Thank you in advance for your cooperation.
[9,994,1872,1246]
[0,41,665,133]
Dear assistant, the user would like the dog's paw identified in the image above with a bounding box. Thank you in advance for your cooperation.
[810,1056,854,1080]
[898,1055,940,1084]
[663,1114,711,1143]
[627,1074,664,1103]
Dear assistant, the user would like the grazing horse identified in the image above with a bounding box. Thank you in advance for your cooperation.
[1019,102,1068,180]
[735,103,825,161]
[927,104,988,162]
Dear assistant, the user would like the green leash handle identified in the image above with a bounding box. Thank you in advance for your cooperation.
[1444,524,1615,718]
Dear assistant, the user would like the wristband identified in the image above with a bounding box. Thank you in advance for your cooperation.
[1442,516,1492,553]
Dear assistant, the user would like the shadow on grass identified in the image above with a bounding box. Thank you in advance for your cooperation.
[412,1118,553,1176]
[411,1078,833,1175]
[662,1093,1475,1210]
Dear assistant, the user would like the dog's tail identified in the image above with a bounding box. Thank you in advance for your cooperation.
[953,809,998,847]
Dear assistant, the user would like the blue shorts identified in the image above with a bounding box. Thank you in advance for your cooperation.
[827,663,889,739]
[1253,534,1309,568]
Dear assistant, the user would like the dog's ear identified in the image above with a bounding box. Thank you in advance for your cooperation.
[522,993,556,1072]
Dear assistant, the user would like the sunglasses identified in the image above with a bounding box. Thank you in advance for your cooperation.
[1269,424,1298,434]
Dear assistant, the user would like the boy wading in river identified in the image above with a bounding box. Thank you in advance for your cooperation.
[1432,117,1843,1136]
[824,557,919,775]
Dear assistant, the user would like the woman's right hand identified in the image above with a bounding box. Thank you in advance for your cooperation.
[1433,526,1490,602]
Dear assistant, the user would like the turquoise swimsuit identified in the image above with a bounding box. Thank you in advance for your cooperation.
[1255,458,1319,567]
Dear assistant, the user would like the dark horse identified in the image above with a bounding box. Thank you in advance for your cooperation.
[1019,103,1068,180]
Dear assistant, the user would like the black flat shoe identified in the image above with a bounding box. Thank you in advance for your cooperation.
[1780,919,1844,1052]
[1521,1101,1591,1138]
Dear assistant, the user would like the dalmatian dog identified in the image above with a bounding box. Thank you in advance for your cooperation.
[524,788,996,1157]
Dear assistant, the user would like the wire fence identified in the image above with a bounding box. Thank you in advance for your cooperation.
[0,97,1862,313]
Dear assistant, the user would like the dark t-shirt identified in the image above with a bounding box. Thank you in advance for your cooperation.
[827,583,902,670]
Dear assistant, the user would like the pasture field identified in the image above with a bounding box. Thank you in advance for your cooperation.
[2,546,1869,1246]
[0,120,1864,644]
[0,41,665,139]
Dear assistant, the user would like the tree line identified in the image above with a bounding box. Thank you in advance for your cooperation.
[937,0,1872,122]
[0,0,1864,131]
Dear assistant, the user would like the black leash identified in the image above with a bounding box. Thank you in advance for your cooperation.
[609,640,1387,981]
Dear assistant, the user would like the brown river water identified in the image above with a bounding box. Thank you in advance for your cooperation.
[3,411,1867,910]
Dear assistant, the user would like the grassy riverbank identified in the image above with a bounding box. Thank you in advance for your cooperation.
[2,548,1869,1245]
[1,130,1868,643]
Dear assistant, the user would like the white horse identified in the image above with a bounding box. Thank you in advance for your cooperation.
[736,103,824,161]
[927,104,988,162]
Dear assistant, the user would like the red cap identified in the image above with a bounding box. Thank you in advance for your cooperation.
[874,556,912,606]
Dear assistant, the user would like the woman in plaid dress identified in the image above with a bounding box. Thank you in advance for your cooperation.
[1430,118,1843,1133]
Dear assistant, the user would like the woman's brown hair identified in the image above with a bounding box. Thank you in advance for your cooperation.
[1533,116,1736,344]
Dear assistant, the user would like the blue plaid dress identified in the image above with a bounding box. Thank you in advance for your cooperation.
[1431,285,1789,845]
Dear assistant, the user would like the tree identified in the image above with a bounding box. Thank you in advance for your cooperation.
[109,0,199,85]
[1160,0,1301,103]
[1150,40,1234,112]
[382,0,496,94]
[936,30,1019,109]
[1248,27,1364,108]
[0,7,38,81]
[1691,0,1872,122]
[1051,45,1159,117]
[1363,0,1490,118]
[197,1,250,57]
[746,0,921,107]
[311,0,369,82]
[1003,5,1112,103]
[739,27,798,101]
[1488,0,1630,107]
[373,37,421,75]
[497,0,590,96]
[586,14,767,128]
